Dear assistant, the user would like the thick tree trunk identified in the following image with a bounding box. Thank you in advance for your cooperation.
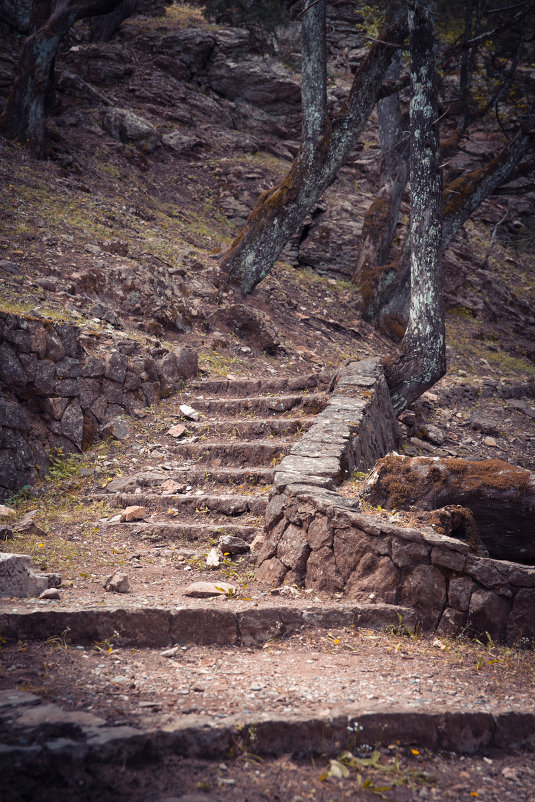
[0,0,123,158]
[353,50,409,322]
[385,2,445,416]
[90,0,136,41]
[219,2,408,295]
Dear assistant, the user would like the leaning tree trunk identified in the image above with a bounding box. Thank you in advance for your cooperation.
[90,0,136,41]
[219,2,408,295]
[385,1,445,416]
[353,49,409,323]
[0,0,123,158]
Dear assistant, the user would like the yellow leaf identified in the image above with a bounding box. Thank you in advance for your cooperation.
[411,749,420,756]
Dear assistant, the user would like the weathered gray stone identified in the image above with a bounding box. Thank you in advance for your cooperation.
[42,397,67,421]
[506,588,535,645]
[60,401,84,450]
[45,330,65,362]
[104,571,130,593]
[332,528,369,583]
[102,107,160,153]
[0,554,48,598]
[391,539,429,568]
[401,565,447,631]
[265,494,287,531]
[255,557,287,586]
[0,343,26,387]
[467,589,509,642]
[33,361,55,395]
[346,553,400,605]
[448,576,475,611]
[305,547,343,593]
[101,416,131,442]
[105,351,127,384]
[436,607,467,638]
[218,535,249,555]
[306,516,332,550]
[431,547,466,572]
[0,399,27,430]
[184,581,235,598]
[277,524,310,572]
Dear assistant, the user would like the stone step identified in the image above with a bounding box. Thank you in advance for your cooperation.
[99,520,262,543]
[192,393,329,416]
[91,491,268,516]
[184,416,316,439]
[1,696,532,777]
[104,467,273,493]
[161,439,291,466]
[0,602,417,647]
[188,373,332,397]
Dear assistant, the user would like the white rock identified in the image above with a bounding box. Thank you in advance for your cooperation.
[179,404,199,421]
[185,581,236,598]
[161,646,180,658]
[205,547,221,568]
[0,505,16,519]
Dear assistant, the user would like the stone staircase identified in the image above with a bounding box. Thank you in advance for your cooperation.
[91,371,331,545]
[1,369,534,798]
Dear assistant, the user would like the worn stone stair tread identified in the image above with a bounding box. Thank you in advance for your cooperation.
[1,699,533,768]
[188,373,332,396]
[0,602,417,646]
[183,416,317,437]
[164,439,294,461]
[99,521,262,542]
[192,393,329,414]
[91,492,268,515]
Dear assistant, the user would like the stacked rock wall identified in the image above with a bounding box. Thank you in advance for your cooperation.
[0,311,197,500]
[256,359,535,644]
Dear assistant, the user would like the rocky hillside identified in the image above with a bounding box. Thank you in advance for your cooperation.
[0,0,534,490]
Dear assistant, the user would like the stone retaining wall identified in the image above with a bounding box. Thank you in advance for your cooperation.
[0,311,197,499]
[256,359,535,644]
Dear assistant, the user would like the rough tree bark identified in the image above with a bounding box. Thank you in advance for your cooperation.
[358,1,534,332]
[353,49,409,323]
[368,119,535,333]
[384,1,445,416]
[0,0,124,158]
[0,0,32,32]
[219,1,408,295]
[90,0,136,42]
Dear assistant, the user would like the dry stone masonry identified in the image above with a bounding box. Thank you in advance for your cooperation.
[0,311,198,499]
[256,359,535,644]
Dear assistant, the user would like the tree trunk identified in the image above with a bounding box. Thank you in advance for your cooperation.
[371,120,535,331]
[90,0,137,41]
[385,1,445,416]
[0,0,123,158]
[219,2,408,295]
[353,50,409,322]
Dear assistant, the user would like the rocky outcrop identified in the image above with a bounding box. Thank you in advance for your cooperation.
[102,107,160,153]
[255,359,535,644]
[0,312,198,499]
[364,455,535,564]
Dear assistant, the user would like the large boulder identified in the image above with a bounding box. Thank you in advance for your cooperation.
[364,456,535,564]
[0,554,48,598]
[207,55,300,115]
[209,305,279,353]
[102,108,160,153]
